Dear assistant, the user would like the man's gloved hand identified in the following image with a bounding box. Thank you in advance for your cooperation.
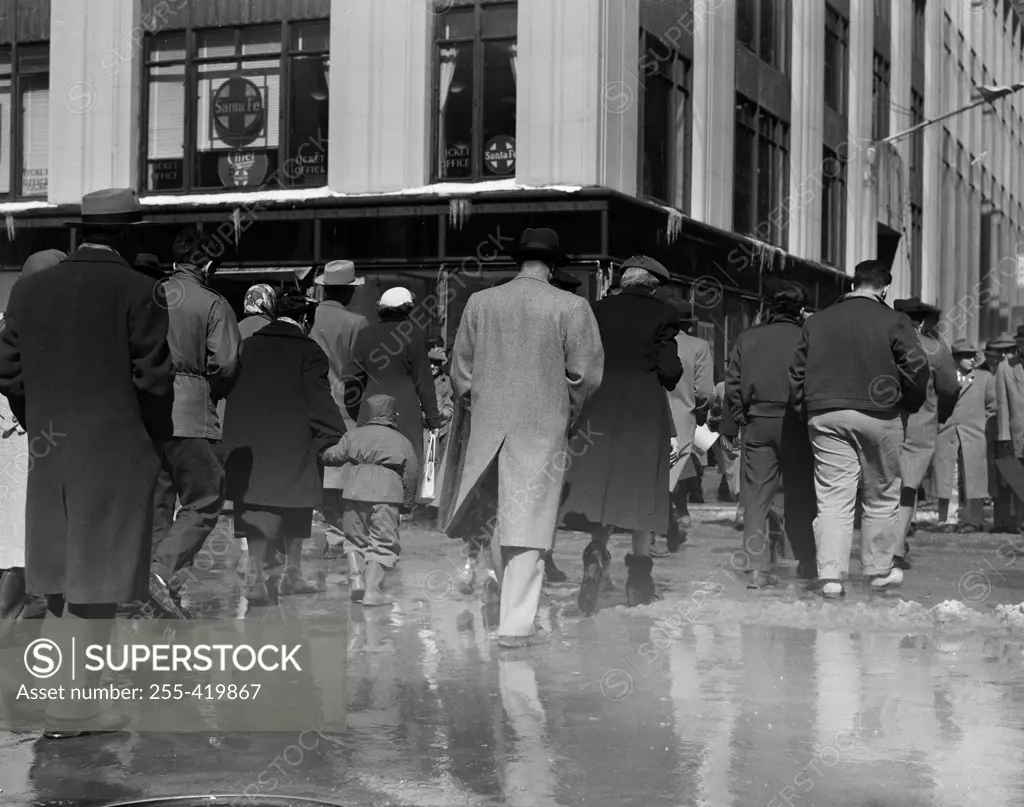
[996,440,1015,460]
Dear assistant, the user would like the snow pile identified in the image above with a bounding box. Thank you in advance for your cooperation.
[996,602,1024,629]
[930,599,975,623]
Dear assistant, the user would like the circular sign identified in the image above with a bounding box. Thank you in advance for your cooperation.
[218,152,269,188]
[484,135,516,175]
[212,77,266,148]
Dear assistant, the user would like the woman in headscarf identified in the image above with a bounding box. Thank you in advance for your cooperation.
[0,249,66,623]
[238,283,277,339]
[347,287,443,482]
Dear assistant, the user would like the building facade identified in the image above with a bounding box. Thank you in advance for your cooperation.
[0,0,1021,363]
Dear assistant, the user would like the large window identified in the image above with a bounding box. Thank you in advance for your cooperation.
[872,52,890,141]
[640,33,691,210]
[142,21,329,194]
[910,89,924,177]
[733,96,789,247]
[433,1,517,182]
[821,146,847,269]
[736,0,789,72]
[0,44,49,199]
[824,6,848,115]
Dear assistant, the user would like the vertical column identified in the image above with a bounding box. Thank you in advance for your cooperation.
[690,0,735,229]
[888,0,913,298]
[788,0,825,261]
[517,0,638,191]
[330,0,431,193]
[920,0,943,306]
[845,0,875,273]
[49,0,140,204]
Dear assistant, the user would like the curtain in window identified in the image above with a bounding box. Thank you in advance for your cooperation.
[148,69,186,159]
[437,47,458,179]
[508,43,517,87]
[20,79,48,197]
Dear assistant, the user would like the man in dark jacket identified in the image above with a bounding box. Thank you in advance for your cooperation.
[727,284,817,587]
[150,227,241,617]
[790,260,930,598]
[0,188,175,738]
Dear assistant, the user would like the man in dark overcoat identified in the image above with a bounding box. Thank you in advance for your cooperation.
[560,255,683,614]
[982,332,1016,530]
[0,188,175,738]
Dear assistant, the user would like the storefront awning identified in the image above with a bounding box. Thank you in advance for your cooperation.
[216,265,314,280]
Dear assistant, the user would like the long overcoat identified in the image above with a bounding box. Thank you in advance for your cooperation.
[310,300,368,432]
[900,333,960,489]
[560,287,683,532]
[667,331,713,490]
[0,247,174,603]
[440,273,604,550]
[0,392,28,570]
[223,321,345,508]
[996,354,1024,459]
[933,368,995,499]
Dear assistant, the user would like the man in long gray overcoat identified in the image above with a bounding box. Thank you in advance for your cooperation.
[442,228,603,649]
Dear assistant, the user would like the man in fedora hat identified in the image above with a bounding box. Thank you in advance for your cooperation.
[982,332,1017,529]
[134,252,165,281]
[0,188,175,738]
[892,296,959,569]
[560,254,683,614]
[932,338,995,533]
[993,324,1024,531]
[441,227,604,648]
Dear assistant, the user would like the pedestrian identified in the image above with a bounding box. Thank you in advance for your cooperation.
[994,325,1024,532]
[664,300,713,553]
[933,339,995,533]
[149,226,241,619]
[238,283,277,339]
[322,394,418,607]
[891,297,959,569]
[710,372,744,527]
[789,260,930,599]
[726,284,817,587]
[347,287,442,481]
[0,250,66,624]
[440,227,603,648]
[560,255,683,614]
[223,293,345,604]
[0,187,175,739]
[982,332,1017,530]
[426,343,454,508]
[134,252,165,281]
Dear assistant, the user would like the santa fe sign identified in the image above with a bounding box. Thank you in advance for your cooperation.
[484,136,515,174]
[213,77,266,148]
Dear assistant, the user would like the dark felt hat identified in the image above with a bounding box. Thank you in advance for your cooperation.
[950,338,978,355]
[63,188,150,227]
[893,297,941,318]
[670,299,697,322]
[550,270,581,291]
[986,332,1017,350]
[620,255,671,282]
[509,228,568,267]
[275,293,318,320]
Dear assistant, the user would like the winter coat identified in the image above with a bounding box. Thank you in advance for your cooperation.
[560,287,683,532]
[709,381,739,438]
[726,314,804,423]
[440,272,604,549]
[432,372,455,440]
[900,332,960,489]
[933,368,996,499]
[223,320,345,509]
[0,392,28,569]
[0,247,174,603]
[322,395,418,508]
[996,354,1024,459]
[310,300,368,432]
[790,292,930,417]
[347,316,442,471]
[667,331,713,490]
[159,266,241,440]
[238,313,272,340]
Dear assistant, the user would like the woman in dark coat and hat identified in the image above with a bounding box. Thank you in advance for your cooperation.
[560,255,683,613]
[223,293,345,604]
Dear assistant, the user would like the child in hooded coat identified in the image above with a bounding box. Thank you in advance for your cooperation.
[322,394,418,606]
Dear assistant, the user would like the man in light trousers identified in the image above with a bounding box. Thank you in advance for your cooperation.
[790,261,930,599]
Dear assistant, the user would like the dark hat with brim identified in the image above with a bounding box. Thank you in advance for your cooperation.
[63,188,151,228]
[508,228,569,267]
[428,347,447,362]
[986,332,1017,350]
[275,293,318,320]
[669,298,697,322]
[550,269,581,291]
[134,253,162,271]
[893,297,941,318]
[951,338,979,355]
[621,255,671,282]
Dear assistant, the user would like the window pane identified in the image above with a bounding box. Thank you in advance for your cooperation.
[736,0,757,50]
[197,29,236,60]
[147,65,186,191]
[20,74,48,197]
[241,25,281,56]
[437,43,473,179]
[292,20,329,52]
[149,31,186,62]
[0,68,9,196]
[482,4,517,37]
[756,134,772,235]
[482,40,517,176]
[733,120,755,234]
[287,55,329,186]
[642,73,671,201]
[17,45,48,72]
[438,8,475,40]
[760,0,777,66]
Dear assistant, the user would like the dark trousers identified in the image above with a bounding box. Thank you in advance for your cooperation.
[742,412,816,570]
[151,437,225,591]
[342,501,402,569]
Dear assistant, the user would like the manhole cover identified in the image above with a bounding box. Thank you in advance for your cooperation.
[104,798,345,807]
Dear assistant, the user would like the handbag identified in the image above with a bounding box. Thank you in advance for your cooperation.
[419,430,437,502]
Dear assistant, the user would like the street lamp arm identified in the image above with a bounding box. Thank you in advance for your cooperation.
[878,82,1024,146]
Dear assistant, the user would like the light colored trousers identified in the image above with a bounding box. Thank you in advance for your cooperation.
[808,409,903,579]
[498,548,544,637]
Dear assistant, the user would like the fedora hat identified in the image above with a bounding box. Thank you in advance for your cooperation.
[621,254,671,282]
[314,259,364,287]
[893,297,941,318]
[951,338,979,355]
[63,188,148,227]
[670,298,697,322]
[986,332,1017,350]
[428,347,447,362]
[509,228,568,267]
[550,269,581,291]
[275,292,318,320]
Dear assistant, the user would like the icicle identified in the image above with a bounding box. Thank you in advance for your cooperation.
[232,208,241,253]
[437,264,449,346]
[4,213,14,242]
[447,199,472,230]
[666,209,683,244]
[597,263,613,300]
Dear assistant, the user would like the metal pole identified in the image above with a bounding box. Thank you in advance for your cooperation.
[881,84,1024,146]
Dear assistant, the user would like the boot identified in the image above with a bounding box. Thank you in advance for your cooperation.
[362,559,394,607]
[347,549,365,602]
[624,554,658,607]
[278,539,317,596]
[666,503,687,553]
[578,541,611,616]
[0,568,27,619]
[244,537,271,605]
[544,551,567,583]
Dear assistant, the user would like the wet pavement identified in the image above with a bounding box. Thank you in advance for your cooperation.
[3,500,1024,807]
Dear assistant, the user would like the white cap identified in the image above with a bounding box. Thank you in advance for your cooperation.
[378,287,414,309]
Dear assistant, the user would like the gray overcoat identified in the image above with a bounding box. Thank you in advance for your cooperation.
[441,273,604,550]
[996,354,1024,458]
[900,333,959,489]
[933,368,995,499]
[667,331,713,489]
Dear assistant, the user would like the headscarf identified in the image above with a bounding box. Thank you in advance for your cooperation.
[243,283,277,317]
